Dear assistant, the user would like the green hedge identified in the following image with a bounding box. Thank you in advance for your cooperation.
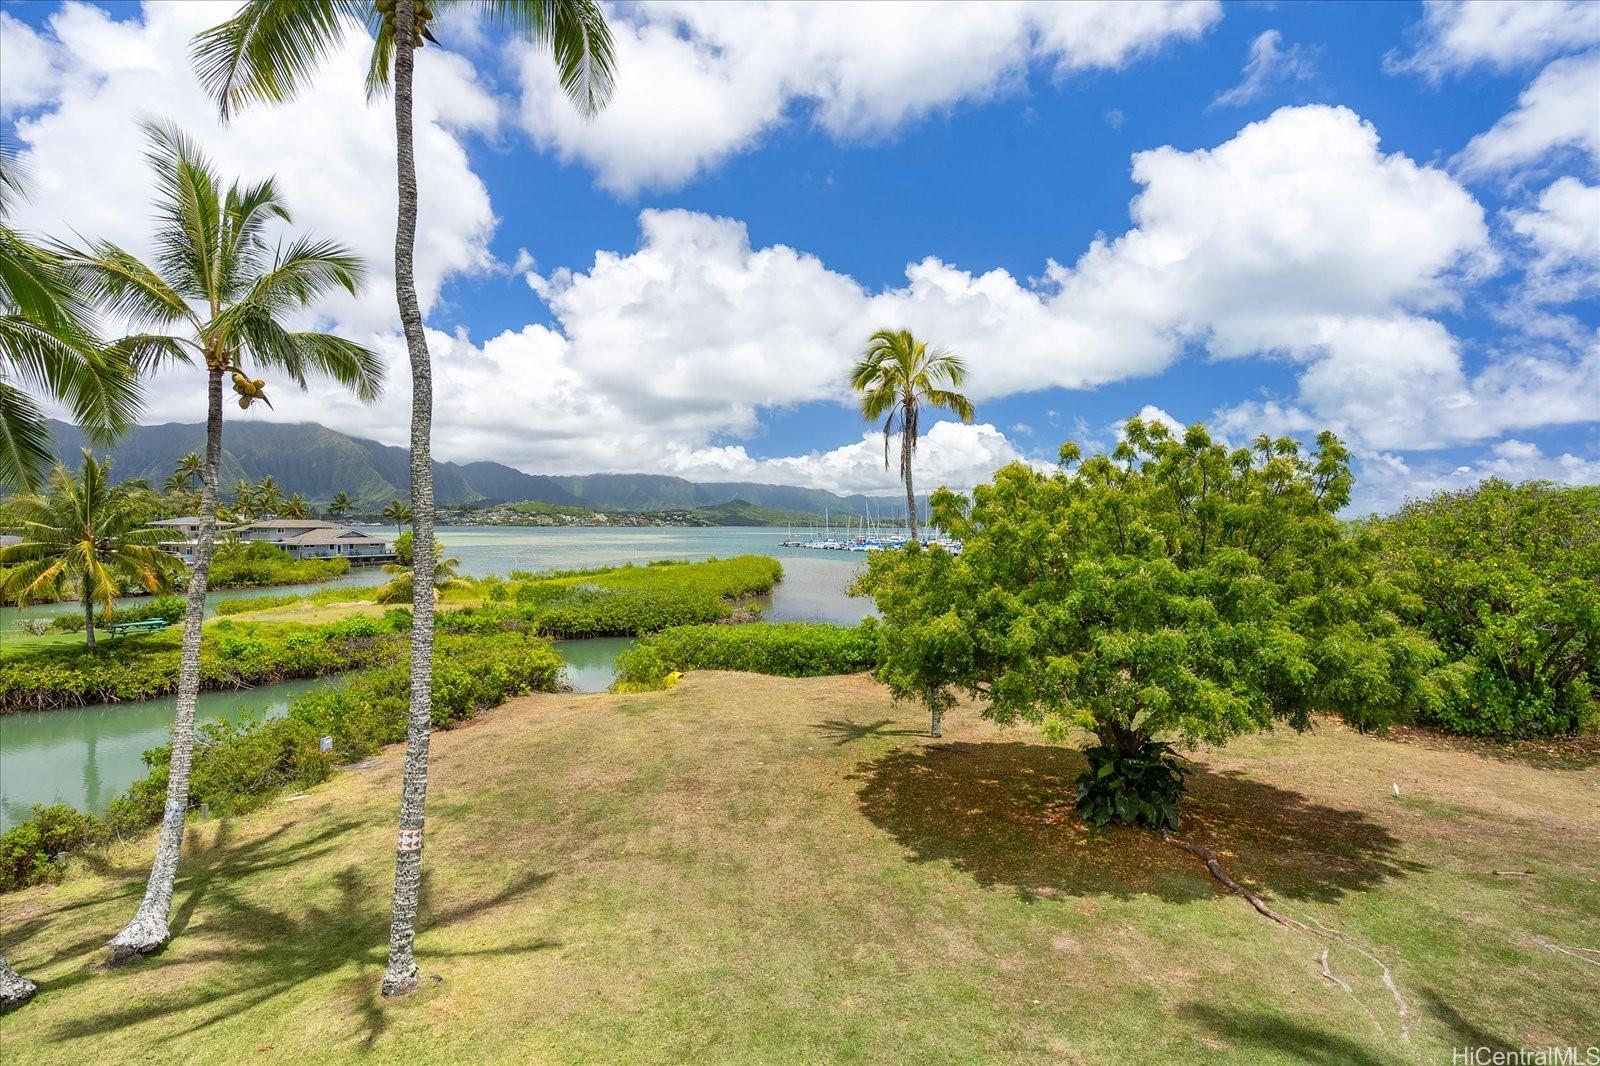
[614,621,877,690]
[0,629,564,892]
[0,618,402,712]
[46,595,187,633]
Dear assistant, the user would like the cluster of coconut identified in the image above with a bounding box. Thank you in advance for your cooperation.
[375,0,440,46]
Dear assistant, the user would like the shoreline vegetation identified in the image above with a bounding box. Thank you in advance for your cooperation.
[0,556,784,709]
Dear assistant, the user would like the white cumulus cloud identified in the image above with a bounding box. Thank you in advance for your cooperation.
[1455,52,1600,179]
[515,0,1221,193]
[4,0,499,333]
[1387,0,1600,80]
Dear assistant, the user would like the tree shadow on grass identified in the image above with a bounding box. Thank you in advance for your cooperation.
[1177,1003,1392,1065]
[1,818,361,984]
[811,719,924,746]
[851,742,1423,905]
[35,821,559,1050]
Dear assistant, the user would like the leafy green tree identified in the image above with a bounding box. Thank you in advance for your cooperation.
[1377,479,1599,737]
[0,451,180,646]
[381,498,412,534]
[328,490,353,518]
[280,492,311,519]
[60,122,382,961]
[194,0,616,996]
[1,145,139,492]
[851,329,974,543]
[857,418,1443,827]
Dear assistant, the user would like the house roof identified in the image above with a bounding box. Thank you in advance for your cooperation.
[279,527,386,547]
[150,516,206,527]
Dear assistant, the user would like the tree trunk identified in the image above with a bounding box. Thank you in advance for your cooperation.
[382,0,437,999]
[0,955,36,1008]
[106,367,223,961]
[902,416,918,544]
[82,589,94,647]
[930,703,942,738]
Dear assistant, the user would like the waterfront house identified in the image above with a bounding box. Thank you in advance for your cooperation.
[151,517,394,566]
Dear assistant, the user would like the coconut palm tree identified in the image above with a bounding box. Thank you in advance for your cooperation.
[329,490,353,519]
[254,474,284,515]
[230,477,258,517]
[376,538,467,604]
[60,122,383,961]
[850,329,974,545]
[380,498,411,534]
[1,143,140,492]
[280,492,311,519]
[193,0,615,997]
[0,451,180,645]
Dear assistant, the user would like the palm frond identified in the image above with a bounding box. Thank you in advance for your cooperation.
[192,0,365,120]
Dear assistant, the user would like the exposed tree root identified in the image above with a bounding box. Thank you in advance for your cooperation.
[1533,936,1600,969]
[1161,830,1413,1049]
[1319,948,1352,993]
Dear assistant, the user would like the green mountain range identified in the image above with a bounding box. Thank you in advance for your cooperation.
[40,420,909,519]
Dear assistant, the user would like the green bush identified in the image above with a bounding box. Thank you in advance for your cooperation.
[1075,742,1186,831]
[615,621,877,689]
[47,595,186,632]
[209,540,349,588]
[0,805,105,892]
[1376,480,1599,738]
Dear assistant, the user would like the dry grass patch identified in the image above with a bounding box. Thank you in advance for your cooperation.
[1,673,1595,1063]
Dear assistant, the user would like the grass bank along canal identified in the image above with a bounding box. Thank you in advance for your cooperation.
[0,527,872,827]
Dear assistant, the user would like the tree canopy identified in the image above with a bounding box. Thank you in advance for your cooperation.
[857,418,1446,827]
[1376,478,1599,737]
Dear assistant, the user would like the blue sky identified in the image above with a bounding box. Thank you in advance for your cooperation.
[2,0,1597,510]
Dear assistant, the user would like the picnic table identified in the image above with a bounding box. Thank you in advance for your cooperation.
[105,618,170,637]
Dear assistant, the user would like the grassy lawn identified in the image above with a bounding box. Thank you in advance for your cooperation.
[1,673,1595,1062]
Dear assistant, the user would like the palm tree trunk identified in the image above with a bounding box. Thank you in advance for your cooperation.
[81,588,95,647]
[107,367,223,961]
[382,0,437,999]
[0,955,36,1008]
[902,417,919,544]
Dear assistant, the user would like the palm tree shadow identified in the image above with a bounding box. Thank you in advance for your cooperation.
[1177,1003,1392,1065]
[811,718,924,746]
[851,741,1423,904]
[37,822,559,1050]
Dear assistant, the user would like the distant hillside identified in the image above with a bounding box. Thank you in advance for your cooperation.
[39,420,906,518]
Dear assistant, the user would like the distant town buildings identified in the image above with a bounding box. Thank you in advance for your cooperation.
[150,517,395,566]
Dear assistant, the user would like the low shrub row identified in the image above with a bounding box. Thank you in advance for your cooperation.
[0,616,403,712]
[445,556,784,639]
[0,628,565,892]
[614,621,877,690]
[46,595,187,633]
